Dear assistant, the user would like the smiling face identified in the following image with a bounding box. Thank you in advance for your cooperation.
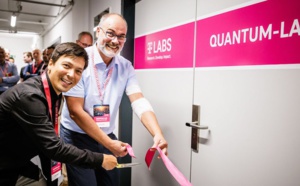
[96,14,127,64]
[47,55,85,94]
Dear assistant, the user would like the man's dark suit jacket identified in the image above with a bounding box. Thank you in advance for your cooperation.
[0,75,104,185]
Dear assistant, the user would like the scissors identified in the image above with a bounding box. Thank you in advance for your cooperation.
[116,162,140,168]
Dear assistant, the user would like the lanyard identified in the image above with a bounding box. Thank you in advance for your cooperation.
[91,51,113,103]
[41,73,59,134]
[0,62,8,76]
[32,63,37,74]
[33,60,42,74]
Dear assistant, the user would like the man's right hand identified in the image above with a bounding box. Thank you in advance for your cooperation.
[102,154,117,170]
[108,140,128,157]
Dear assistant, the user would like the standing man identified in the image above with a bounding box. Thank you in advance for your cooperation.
[0,46,19,94]
[19,51,33,82]
[39,46,55,75]
[60,13,168,186]
[0,42,117,186]
[23,48,43,80]
[76,31,93,48]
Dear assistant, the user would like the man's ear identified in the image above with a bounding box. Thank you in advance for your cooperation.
[48,59,54,67]
[96,27,100,38]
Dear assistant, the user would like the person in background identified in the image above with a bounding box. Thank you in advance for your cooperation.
[39,46,55,75]
[0,46,19,94]
[19,51,33,83]
[9,56,15,63]
[0,42,117,186]
[76,31,93,48]
[4,48,10,61]
[60,13,168,186]
[23,48,43,80]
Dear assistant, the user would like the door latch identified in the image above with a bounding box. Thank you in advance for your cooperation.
[186,105,208,152]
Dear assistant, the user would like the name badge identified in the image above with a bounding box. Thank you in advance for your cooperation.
[51,160,61,181]
[93,104,110,128]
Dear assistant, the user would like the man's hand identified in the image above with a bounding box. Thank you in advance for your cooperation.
[102,154,117,170]
[152,134,168,158]
[108,140,129,157]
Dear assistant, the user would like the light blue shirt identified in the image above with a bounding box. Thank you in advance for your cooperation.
[61,45,140,134]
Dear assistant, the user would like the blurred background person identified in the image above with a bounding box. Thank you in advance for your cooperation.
[23,48,43,81]
[4,48,10,61]
[39,46,55,75]
[19,51,33,83]
[0,46,19,94]
[76,31,93,48]
[9,56,14,63]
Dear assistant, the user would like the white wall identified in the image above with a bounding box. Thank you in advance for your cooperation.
[43,0,90,47]
[43,0,121,48]
[89,0,121,38]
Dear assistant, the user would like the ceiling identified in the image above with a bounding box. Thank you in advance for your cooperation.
[0,0,72,35]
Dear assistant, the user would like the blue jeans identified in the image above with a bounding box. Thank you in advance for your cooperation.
[60,125,119,186]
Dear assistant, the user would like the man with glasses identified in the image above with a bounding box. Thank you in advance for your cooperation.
[60,13,168,186]
[76,31,93,48]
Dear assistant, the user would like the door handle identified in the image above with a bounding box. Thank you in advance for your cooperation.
[187,105,209,152]
[186,122,208,130]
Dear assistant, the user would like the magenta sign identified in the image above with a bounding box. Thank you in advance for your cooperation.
[134,22,194,69]
[196,0,300,67]
[134,0,299,69]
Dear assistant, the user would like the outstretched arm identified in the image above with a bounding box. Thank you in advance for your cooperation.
[129,92,168,156]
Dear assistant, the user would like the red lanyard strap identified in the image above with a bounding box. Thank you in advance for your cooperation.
[41,73,59,134]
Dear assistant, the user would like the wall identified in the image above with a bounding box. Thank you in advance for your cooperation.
[89,0,121,37]
[43,0,122,48]
[43,0,90,47]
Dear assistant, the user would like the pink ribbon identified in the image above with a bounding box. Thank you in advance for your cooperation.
[126,144,136,158]
[145,147,192,186]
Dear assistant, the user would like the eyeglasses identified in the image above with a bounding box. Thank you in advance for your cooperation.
[78,40,93,48]
[99,27,126,42]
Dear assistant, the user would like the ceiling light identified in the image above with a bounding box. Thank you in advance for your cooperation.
[11,14,17,27]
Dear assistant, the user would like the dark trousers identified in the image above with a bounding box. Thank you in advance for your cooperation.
[0,167,19,186]
[0,161,40,186]
[60,124,120,186]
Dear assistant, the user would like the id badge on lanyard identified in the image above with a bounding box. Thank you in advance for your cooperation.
[93,104,110,128]
[51,161,62,181]
[91,50,113,128]
[42,73,62,181]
